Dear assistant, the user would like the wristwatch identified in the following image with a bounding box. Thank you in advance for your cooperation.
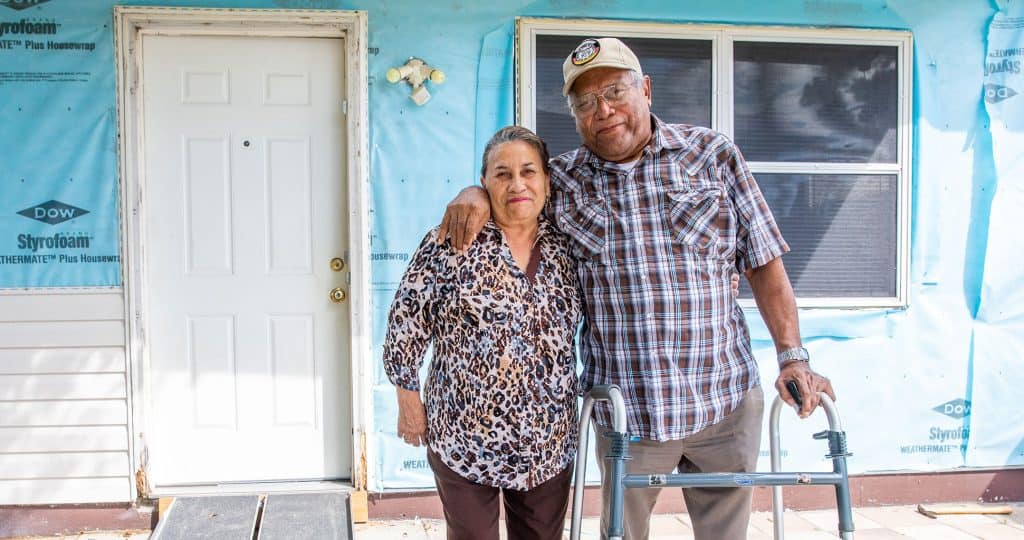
[777,346,810,365]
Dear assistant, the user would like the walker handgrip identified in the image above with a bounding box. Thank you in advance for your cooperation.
[587,384,620,401]
[586,385,627,434]
[786,380,803,409]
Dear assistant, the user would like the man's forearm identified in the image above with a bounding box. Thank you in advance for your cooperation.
[745,257,801,353]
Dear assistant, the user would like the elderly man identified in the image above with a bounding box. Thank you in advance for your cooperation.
[439,37,835,540]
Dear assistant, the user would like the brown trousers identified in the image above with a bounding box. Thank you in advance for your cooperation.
[595,386,765,540]
[427,450,572,540]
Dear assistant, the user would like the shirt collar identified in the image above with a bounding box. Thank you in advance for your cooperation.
[655,116,708,176]
[650,114,688,152]
[564,114,701,175]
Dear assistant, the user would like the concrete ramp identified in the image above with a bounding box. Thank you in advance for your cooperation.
[153,492,351,540]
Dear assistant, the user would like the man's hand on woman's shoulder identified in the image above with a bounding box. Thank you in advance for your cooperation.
[438,186,490,251]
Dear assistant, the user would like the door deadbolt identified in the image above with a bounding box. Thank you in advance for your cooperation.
[329,287,347,303]
[330,258,346,272]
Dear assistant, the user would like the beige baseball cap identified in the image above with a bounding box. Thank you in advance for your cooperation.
[562,37,642,96]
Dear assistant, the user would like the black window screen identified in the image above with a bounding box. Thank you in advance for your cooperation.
[740,173,898,298]
[734,42,899,163]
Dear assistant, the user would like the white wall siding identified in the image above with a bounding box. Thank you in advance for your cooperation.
[0,401,128,426]
[0,452,129,478]
[0,321,124,349]
[0,290,131,505]
[0,348,126,373]
[0,479,130,505]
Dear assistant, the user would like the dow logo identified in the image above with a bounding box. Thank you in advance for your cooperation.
[17,200,90,225]
[932,398,971,420]
[0,0,52,11]
[984,84,1018,104]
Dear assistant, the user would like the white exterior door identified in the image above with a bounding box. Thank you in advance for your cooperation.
[141,34,351,485]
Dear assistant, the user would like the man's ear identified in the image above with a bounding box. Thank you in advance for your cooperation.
[643,75,652,104]
[479,176,486,188]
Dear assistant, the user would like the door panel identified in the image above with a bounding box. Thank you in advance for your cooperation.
[141,34,351,485]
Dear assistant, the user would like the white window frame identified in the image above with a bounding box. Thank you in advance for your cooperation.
[516,17,913,309]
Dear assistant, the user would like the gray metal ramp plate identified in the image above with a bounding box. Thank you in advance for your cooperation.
[152,495,259,540]
[258,492,352,540]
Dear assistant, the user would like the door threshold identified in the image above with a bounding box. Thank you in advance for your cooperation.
[152,480,353,498]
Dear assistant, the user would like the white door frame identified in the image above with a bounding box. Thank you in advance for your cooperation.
[113,6,373,498]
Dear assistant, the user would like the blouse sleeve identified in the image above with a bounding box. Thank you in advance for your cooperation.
[382,228,449,392]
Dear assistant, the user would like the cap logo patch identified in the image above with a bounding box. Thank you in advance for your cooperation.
[571,39,601,66]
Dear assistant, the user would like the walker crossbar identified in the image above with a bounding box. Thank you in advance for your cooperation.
[570,384,855,540]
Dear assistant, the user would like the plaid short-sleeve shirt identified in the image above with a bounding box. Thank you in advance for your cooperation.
[547,116,789,441]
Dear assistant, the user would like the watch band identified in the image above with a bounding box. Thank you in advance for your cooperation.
[777,346,809,364]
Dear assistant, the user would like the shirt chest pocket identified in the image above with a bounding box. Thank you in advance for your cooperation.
[555,195,608,261]
[664,187,722,253]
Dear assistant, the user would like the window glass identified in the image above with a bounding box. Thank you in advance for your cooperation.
[535,35,712,157]
[739,174,898,298]
[734,42,898,163]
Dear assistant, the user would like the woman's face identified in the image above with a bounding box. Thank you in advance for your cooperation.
[480,140,550,229]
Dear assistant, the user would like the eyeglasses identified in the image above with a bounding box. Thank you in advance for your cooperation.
[570,82,634,116]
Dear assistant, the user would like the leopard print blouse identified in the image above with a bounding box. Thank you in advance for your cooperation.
[383,218,584,490]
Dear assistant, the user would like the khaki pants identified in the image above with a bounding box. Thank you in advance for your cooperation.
[595,386,764,540]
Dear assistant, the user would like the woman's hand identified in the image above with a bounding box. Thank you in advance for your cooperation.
[396,387,428,447]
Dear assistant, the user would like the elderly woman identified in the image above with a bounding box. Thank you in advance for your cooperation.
[383,126,583,540]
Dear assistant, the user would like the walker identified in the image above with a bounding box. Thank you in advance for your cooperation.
[569,384,854,540]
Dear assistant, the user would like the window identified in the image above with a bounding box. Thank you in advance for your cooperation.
[517,19,912,308]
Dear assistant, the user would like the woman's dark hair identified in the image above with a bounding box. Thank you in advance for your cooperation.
[479,125,551,177]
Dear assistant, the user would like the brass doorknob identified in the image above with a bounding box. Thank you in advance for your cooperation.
[330,258,345,271]
[329,287,347,303]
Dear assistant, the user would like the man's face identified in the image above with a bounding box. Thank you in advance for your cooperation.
[570,67,653,163]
